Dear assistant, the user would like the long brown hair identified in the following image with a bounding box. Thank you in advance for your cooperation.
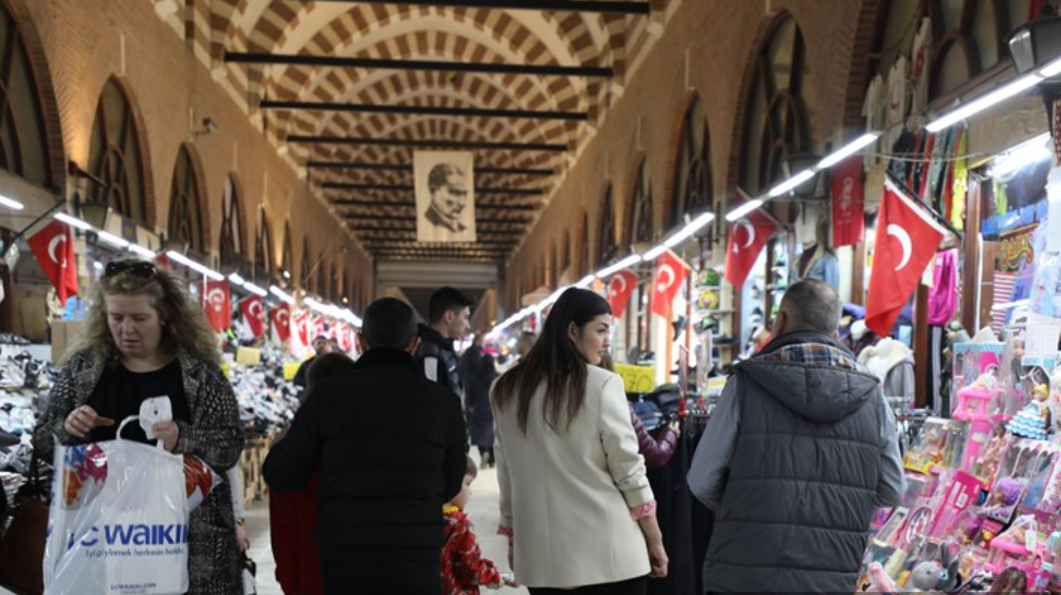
[67,259,221,365]
[492,288,611,434]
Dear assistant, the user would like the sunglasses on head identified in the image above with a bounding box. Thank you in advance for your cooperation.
[104,261,157,279]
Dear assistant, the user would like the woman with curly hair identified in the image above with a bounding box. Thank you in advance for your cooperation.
[33,259,244,595]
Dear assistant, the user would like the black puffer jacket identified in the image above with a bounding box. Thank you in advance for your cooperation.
[417,324,463,399]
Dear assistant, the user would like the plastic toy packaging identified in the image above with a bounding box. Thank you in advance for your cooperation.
[42,415,222,595]
[903,418,967,474]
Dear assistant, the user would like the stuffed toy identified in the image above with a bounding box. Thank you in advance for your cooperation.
[907,546,960,593]
[866,562,899,593]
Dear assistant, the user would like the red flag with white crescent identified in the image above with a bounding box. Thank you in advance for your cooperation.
[865,179,947,337]
[294,311,309,346]
[724,209,776,288]
[201,281,231,332]
[27,221,78,303]
[607,271,639,318]
[239,295,266,338]
[270,307,291,342]
[650,249,690,319]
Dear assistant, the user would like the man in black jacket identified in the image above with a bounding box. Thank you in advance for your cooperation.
[263,298,467,595]
[417,286,474,402]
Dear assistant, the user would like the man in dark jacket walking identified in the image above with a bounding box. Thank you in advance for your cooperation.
[417,286,474,402]
[459,334,497,467]
[263,298,467,595]
[688,279,904,593]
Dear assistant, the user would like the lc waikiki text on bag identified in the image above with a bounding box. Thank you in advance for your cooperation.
[42,415,221,595]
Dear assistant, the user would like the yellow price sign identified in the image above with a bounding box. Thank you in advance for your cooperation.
[235,347,261,366]
[283,362,301,382]
[613,363,655,394]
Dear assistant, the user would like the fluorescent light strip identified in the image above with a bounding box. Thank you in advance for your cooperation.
[165,250,224,281]
[664,212,715,248]
[270,285,295,304]
[1042,55,1061,78]
[128,244,156,259]
[228,273,246,285]
[96,231,129,249]
[576,275,595,288]
[818,133,880,169]
[926,73,1043,132]
[54,213,92,231]
[642,245,667,261]
[988,133,1052,177]
[725,199,765,222]
[596,254,642,279]
[0,195,24,210]
[768,170,816,198]
[243,282,267,297]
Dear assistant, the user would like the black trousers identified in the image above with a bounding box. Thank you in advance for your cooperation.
[319,551,440,595]
[529,576,647,595]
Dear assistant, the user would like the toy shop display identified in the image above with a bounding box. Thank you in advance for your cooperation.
[859,329,1061,594]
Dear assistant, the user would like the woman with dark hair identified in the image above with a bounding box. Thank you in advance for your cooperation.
[33,259,244,595]
[492,288,667,594]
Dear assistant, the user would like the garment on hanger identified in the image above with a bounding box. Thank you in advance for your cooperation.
[862,74,887,170]
[792,244,840,291]
[928,249,959,326]
[884,55,910,157]
[950,129,968,231]
[859,338,916,414]
[909,17,932,128]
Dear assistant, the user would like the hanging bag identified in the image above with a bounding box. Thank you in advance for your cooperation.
[0,452,48,595]
[43,416,205,595]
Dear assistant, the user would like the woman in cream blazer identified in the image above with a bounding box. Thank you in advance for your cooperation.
[492,288,668,594]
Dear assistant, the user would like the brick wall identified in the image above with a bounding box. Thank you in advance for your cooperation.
[14,0,372,302]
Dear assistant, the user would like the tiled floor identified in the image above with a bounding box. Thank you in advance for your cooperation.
[247,460,528,595]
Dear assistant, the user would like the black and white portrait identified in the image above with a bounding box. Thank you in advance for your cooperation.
[415,151,476,243]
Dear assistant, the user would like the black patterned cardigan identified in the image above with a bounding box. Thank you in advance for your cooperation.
[33,351,245,595]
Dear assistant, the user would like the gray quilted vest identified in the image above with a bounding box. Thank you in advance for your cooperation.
[704,332,884,593]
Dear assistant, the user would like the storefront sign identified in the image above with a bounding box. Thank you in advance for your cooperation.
[831,154,865,247]
[998,224,1037,272]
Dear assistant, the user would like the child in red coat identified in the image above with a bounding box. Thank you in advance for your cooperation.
[441,457,515,595]
[270,353,356,595]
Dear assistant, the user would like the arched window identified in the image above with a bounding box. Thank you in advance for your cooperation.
[560,233,571,279]
[88,79,148,224]
[670,97,712,227]
[254,206,272,278]
[739,15,814,194]
[628,159,653,245]
[280,222,293,283]
[550,243,558,288]
[598,185,617,265]
[300,237,311,290]
[0,1,52,188]
[579,212,591,276]
[167,146,205,254]
[219,175,244,266]
[316,253,326,297]
[331,263,340,302]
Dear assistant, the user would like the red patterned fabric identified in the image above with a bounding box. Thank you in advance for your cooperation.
[441,508,502,595]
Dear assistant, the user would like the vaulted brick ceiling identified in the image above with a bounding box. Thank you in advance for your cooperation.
[206,1,657,263]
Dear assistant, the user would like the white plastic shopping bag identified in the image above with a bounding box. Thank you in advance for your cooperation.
[43,416,220,595]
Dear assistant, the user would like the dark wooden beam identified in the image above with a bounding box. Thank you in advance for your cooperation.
[314,1,650,14]
[288,135,567,152]
[228,52,612,77]
[307,161,555,176]
[348,224,525,233]
[323,182,544,196]
[262,100,588,121]
[363,238,518,245]
[334,199,539,211]
[343,214,530,224]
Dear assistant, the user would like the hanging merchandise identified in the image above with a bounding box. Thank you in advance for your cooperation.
[724,210,776,288]
[607,271,639,318]
[27,221,78,304]
[650,250,689,319]
[269,307,291,343]
[883,54,909,158]
[830,154,865,247]
[950,129,969,232]
[865,180,947,337]
[909,17,932,128]
[862,73,887,170]
[201,281,232,333]
[239,296,265,339]
[928,249,959,326]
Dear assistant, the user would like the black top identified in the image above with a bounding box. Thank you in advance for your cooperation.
[262,348,467,561]
[87,360,190,444]
[293,355,317,388]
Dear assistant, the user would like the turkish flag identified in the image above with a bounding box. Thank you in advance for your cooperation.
[337,323,351,351]
[293,311,309,346]
[201,281,232,332]
[312,317,325,341]
[724,210,776,288]
[28,221,78,303]
[239,295,266,338]
[270,307,291,342]
[831,155,865,247]
[650,249,690,319]
[607,271,639,318]
[866,180,946,337]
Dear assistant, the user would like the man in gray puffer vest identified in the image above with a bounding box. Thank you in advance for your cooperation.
[689,279,904,593]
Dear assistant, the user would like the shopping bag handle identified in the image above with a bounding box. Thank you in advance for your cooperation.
[117,415,165,450]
